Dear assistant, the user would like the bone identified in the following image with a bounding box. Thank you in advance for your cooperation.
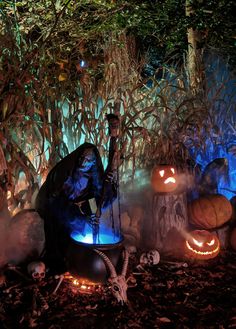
[52,274,64,295]
[94,248,129,304]
[7,265,31,281]
[3,283,22,294]
[35,287,49,310]
[161,260,188,268]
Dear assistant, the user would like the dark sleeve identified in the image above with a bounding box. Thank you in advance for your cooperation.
[101,180,118,209]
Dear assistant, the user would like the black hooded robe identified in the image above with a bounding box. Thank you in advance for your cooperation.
[35,142,116,271]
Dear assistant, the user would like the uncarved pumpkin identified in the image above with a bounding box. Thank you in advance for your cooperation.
[230,196,236,221]
[230,227,236,251]
[185,230,220,260]
[188,194,232,229]
[151,164,178,193]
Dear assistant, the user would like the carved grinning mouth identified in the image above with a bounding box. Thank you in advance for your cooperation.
[164,177,176,184]
[186,240,220,255]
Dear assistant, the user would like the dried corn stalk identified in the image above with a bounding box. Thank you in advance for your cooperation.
[102,33,139,99]
[0,145,7,176]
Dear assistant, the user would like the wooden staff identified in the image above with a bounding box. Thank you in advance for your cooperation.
[92,114,120,244]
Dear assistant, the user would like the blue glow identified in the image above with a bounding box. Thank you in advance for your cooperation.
[71,231,121,245]
[189,139,236,200]
[218,153,236,200]
[80,60,86,68]
[186,54,236,201]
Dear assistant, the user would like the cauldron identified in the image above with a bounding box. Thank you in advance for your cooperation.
[65,232,124,283]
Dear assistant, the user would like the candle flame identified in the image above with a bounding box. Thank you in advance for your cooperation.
[65,274,102,294]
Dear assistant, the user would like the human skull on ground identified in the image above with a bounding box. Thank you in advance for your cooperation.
[140,249,160,266]
[27,261,46,280]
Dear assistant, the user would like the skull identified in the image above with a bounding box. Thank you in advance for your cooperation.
[108,275,128,305]
[94,248,129,305]
[27,261,46,280]
[140,249,160,266]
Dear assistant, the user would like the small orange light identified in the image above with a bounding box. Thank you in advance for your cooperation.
[67,274,102,294]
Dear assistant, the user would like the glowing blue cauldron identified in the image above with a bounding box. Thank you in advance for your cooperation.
[66,229,124,283]
[71,231,121,245]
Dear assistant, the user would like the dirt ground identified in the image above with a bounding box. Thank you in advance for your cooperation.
[0,250,235,329]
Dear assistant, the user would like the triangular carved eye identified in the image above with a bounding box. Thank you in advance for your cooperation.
[159,170,165,177]
[171,168,175,174]
[192,238,203,247]
[207,239,215,246]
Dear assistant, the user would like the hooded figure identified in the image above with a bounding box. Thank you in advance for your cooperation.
[35,141,118,272]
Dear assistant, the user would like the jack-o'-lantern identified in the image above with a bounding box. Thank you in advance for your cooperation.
[188,194,232,229]
[185,230,220,260]
[151,164,178,193]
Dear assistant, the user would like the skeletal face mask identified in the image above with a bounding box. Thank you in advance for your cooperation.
[27,261,46,281]
[140,250,160,266]
[79,149,96,172]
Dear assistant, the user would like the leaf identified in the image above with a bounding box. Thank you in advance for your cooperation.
[158,317,171,323]
[58,73,68,81]
[1,101,8,120]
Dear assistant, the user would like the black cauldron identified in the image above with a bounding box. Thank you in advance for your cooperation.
[65,235,124,283]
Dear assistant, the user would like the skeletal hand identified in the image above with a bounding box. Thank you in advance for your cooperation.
[90,214,100,225]
[105,171,117,183]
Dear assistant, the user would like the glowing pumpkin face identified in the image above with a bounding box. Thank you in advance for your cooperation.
[185,230,220,260]
[151,165,178,193]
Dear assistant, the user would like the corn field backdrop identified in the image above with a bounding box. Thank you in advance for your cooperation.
[0,0,236,214]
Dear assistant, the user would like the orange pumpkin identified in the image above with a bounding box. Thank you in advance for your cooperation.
[185,230,220,260]
[188,194,232,229]
[230,196,236,221]
[151,164,178,193]
[230,227,236,251]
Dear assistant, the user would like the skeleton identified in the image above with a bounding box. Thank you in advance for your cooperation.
[5,264,31,281]
[0,264,31,293]
[31,286,49,315]
[52,274,65,294]
[140,249,160,267]
[27,261,46,281]
[94,248,129,304]
[161,260,188,269]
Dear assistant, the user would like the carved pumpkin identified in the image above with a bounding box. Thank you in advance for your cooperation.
[188,194,232,229]
[151,165,178,193]
[185,230,220,260]
[230,227,236,251]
